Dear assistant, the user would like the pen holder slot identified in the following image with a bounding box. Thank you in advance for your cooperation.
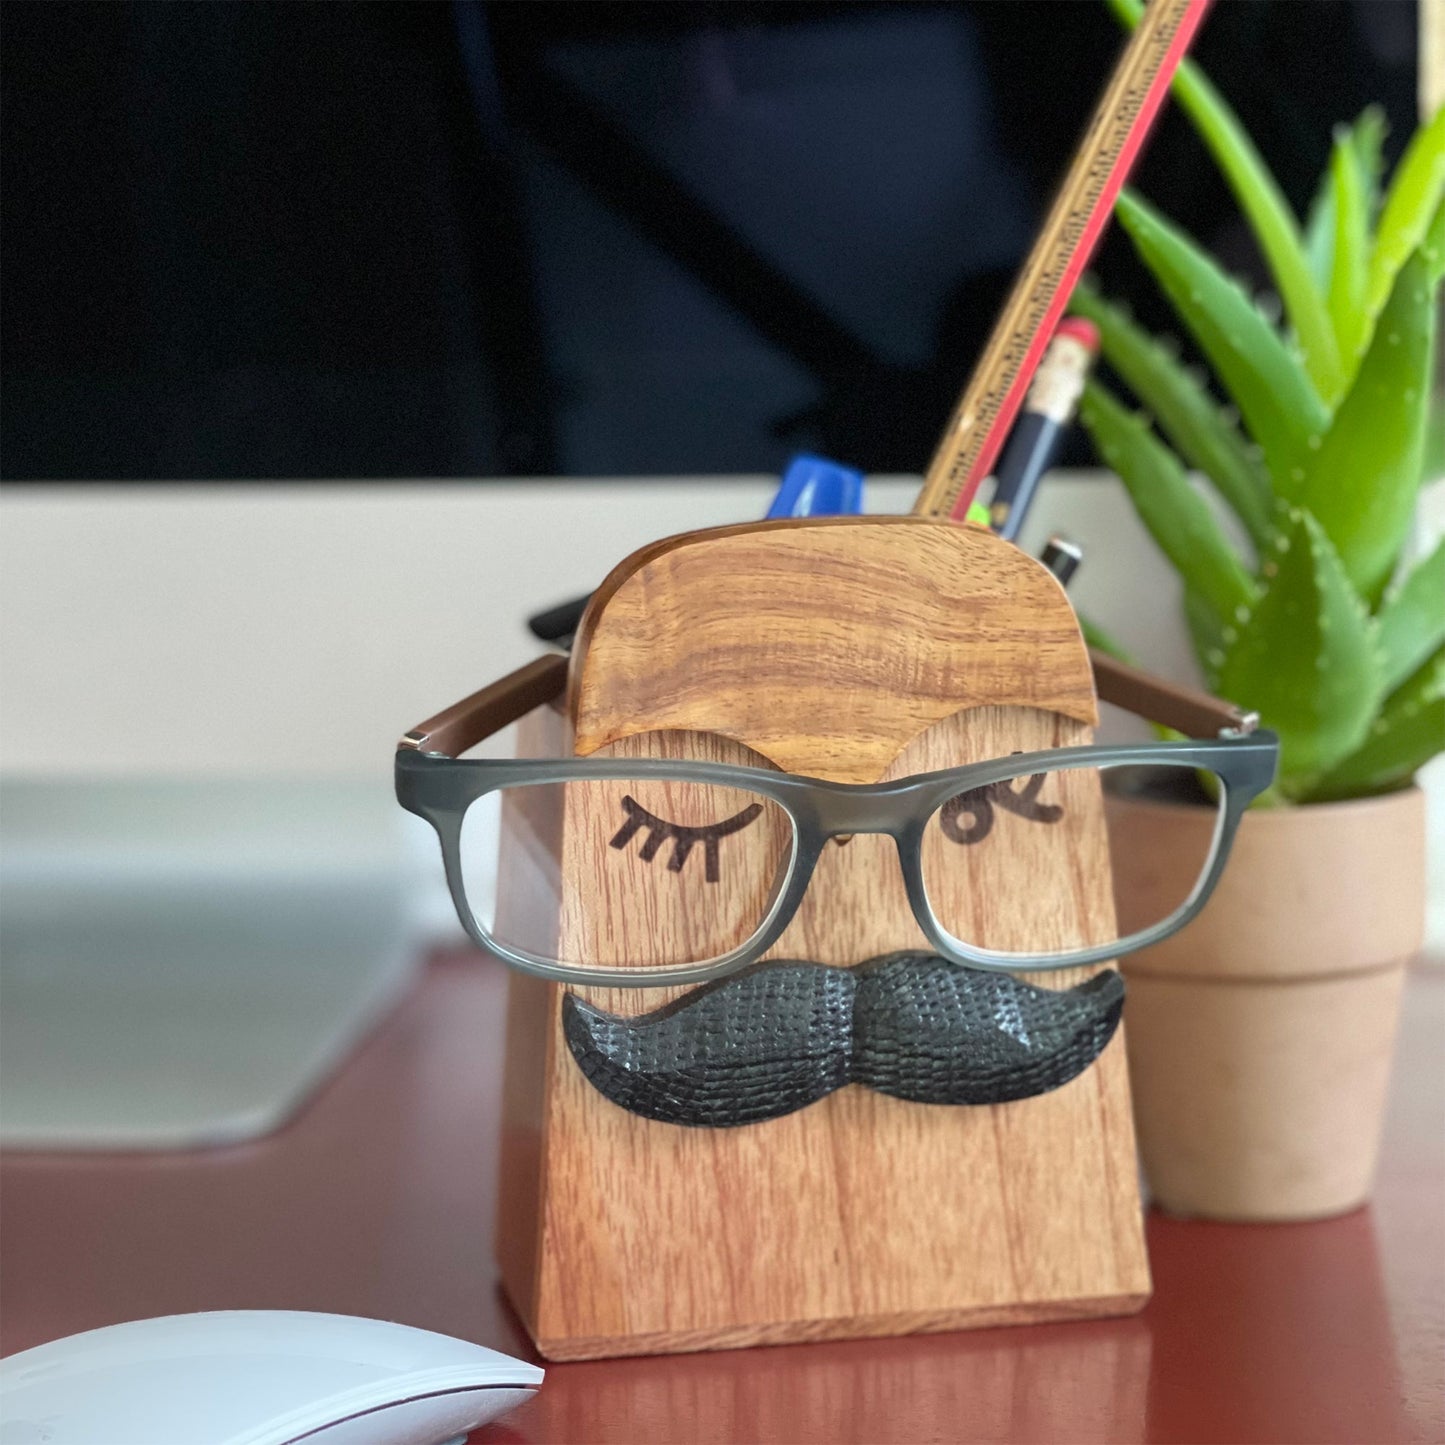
[494,518,1149,1361]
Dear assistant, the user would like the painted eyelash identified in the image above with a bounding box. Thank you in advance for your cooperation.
[940,772,1064,845]
[609,796,764,883]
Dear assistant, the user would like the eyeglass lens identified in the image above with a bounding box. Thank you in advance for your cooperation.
[921,760,1222,957]
[461,777,795,973]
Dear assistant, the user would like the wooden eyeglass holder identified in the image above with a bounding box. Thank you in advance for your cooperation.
[493,517,1151,1360]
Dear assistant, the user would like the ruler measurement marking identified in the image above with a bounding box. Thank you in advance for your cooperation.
[912,0,1206,520]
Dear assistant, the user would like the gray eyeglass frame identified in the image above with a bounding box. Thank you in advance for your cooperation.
[396,730,1279,988]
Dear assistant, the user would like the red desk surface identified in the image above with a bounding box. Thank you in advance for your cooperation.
[3,950,1441,1445]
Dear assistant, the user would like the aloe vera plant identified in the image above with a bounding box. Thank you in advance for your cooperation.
[1073,0,1445,804]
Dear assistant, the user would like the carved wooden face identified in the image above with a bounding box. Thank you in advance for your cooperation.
[551,706,1114,973]
[499,520,1125,1125]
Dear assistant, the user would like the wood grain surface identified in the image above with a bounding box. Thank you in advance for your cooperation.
[570,518,1097,784]
[497,519,1148,1359]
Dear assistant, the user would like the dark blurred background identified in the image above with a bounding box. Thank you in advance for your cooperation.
[1,0,1420,481]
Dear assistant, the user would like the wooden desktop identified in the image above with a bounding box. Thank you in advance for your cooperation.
[2,945,1441,1444]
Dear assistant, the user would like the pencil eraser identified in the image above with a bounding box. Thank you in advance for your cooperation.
[1055,317,1100,353]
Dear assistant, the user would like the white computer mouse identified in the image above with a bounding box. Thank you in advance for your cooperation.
[0,1310,543,1445]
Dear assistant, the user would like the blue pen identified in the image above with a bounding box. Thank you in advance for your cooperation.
[765,454,865,519]
[526,455,866,646]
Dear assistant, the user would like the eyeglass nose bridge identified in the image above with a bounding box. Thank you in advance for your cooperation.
[808,788,916,840]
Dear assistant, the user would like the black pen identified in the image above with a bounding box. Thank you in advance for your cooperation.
[1041,535,1083,588]
[527,594,590,649]
[990,319,1099,542]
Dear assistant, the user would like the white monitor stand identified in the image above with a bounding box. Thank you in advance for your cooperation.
[0,778,428,1150]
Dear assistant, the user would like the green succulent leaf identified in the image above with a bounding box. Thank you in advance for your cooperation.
[1114,191,1329,493]
[1425,194,1445,283]
[1327,130,1371,373]
[1215,509,1381,790]
[1303,170,1335,294]
[1302,646,1445,801]
[1088,17,1443,801]
[1294,249,1438,604]
[1069,281,1273,550]
[1375,538,1445,694]
[1106,0,1342,401]
[1304,109,1386,311]
[1184,587,1226,686]
[1366,103,1445,318]
[1078,378,1255,629]
[1348,105,1389,219]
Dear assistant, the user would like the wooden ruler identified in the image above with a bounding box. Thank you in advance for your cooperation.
[912,0,1211,520]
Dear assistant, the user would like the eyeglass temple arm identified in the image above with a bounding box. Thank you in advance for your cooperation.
[397,647,1254,758]
[397,654,569,758]
[1089,649,1256,737]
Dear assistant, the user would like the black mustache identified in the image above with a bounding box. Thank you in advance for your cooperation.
[563,952,1124,1128]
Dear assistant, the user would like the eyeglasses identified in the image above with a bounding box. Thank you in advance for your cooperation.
[396,653,1279,988]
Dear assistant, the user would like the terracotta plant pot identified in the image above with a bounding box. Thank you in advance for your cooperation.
[1106,785,1425,1221]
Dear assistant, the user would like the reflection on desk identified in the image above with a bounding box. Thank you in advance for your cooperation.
[2,951,1441,1445]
